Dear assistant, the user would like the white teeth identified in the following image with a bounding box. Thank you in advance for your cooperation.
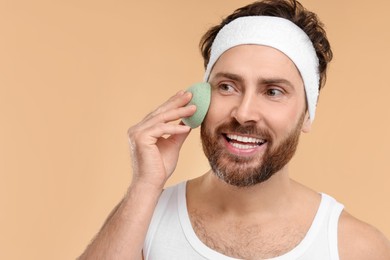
[230,142,258,150]
[226,134,265,144]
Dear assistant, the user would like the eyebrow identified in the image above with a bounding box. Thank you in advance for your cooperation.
[260,78,295,89]
[211,72,295,89]
[212,72,244,83]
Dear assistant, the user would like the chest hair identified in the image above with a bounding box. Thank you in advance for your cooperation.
[189,209,307,259]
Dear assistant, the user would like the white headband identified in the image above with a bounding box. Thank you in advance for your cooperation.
[203,16,320,121]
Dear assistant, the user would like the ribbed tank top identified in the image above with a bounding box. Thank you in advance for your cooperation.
[144,181,344,260]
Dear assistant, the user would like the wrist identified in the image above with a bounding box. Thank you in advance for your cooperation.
[128,178,165,197]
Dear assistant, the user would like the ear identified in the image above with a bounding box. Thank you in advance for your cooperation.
[301,111,312,133]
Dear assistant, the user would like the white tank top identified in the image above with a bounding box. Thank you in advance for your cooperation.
[143,181,344,260]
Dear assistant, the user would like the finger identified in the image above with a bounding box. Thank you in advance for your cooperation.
[144,91,192,121]
[138,104,196,132]
[166,126,192,150]
[142,123,192,145]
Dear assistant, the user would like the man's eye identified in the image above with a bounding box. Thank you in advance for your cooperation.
[266,88,283,96]
[219,83,235,92]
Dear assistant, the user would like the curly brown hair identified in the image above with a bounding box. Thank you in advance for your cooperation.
[200,0,332,90]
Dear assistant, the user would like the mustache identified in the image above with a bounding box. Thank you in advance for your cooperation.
[215,118,273,141]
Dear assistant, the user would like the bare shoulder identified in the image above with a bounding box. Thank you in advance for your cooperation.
[338,210,390,260]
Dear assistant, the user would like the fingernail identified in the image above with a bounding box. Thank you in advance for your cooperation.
[176,90,185,96]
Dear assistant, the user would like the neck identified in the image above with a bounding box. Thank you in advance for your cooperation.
[188,166,294,216]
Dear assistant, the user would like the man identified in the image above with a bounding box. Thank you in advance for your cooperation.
[79,0,390,259]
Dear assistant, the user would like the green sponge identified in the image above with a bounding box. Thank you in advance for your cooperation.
[182,82,211,128]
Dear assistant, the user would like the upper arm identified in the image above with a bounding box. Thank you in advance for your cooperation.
[338,210,390,260]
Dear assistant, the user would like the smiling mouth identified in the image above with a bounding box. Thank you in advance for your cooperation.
[224,134,267,150]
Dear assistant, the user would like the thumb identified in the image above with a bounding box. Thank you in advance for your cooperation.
[168,123,192,150]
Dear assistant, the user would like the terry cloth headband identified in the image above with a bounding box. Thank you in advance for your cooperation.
[203,16,320,121]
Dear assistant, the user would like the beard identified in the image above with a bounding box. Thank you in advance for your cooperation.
[200,114,305,188]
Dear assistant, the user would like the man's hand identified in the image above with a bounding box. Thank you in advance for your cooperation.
[127,90,196,189]
[78,90,196,260]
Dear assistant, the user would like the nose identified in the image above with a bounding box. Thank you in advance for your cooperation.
[231,92,262,125]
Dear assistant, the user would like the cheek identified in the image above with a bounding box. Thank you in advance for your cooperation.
[204,93,232,125]
[260,104,304,137]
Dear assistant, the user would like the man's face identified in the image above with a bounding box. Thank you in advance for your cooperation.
[201,44,311,187]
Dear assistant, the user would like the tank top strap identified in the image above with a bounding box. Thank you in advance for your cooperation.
[324,193,344,260]
[144,186,176,259]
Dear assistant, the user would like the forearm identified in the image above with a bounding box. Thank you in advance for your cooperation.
[78,90,193,259]
[78,182,163,260]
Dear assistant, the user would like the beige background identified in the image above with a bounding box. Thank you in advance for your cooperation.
[1,0,389,259]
